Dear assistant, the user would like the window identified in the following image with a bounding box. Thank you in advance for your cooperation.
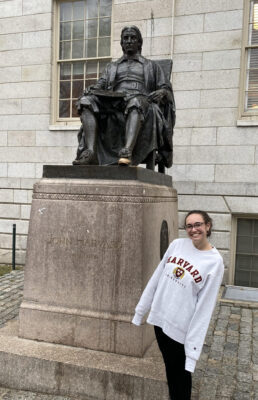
[54,0,112,123]
[239,0,258,119]
[235,218,258,287]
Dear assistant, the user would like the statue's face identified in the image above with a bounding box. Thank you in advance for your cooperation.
[121,29,139,55]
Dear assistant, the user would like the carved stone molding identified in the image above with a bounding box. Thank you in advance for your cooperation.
[33,192,177,203]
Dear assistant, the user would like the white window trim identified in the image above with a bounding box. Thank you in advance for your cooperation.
[49,124,81,131]
[237,119,258,125]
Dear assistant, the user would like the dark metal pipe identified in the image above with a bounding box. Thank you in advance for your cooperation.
[12,224,16,271]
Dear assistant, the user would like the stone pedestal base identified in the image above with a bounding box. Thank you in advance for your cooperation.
[19,166,178,357]
[0,320,169,400]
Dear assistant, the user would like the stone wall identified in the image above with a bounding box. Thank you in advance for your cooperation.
[0,0,52,264]
[112,0,174,59]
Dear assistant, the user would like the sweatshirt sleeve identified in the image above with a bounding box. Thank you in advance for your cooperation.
[184,260,224,373]
[132,243,173,326]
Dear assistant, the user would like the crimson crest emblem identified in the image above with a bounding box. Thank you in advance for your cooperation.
[173,267,185,280]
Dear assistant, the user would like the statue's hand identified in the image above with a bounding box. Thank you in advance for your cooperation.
[148,89,167,103]
[84,85,96,95]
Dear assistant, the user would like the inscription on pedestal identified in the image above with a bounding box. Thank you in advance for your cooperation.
[46,234,123,250]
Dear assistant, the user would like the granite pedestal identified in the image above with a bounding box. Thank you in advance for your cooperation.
[19,166,178,358]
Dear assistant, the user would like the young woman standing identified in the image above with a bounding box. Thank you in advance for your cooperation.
[132,210,224,399]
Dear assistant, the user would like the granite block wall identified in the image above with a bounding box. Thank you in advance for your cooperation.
[0,0,54,264]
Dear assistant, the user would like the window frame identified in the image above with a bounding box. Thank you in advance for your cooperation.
[238,0,258,123]
[230,214,258,287]
[51,0,113,127]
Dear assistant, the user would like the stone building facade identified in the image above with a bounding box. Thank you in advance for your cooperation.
[0,0,257,286]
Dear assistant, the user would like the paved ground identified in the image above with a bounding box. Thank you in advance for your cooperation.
[192,299,258,400]
[0,270,257,399]
[0,271,23,329]
[0,387,75,400]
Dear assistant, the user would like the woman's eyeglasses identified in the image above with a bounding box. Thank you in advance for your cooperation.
[185,222,204,231]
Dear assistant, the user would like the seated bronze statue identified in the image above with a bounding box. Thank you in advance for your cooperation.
[73,26,175,172]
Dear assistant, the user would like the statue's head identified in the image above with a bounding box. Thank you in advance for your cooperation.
[120,26,143,55]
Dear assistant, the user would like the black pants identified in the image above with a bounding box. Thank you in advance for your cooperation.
[154,326,192,400]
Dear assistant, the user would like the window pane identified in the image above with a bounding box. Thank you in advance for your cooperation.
[100,0,112,17]
[250,25,258,44]
[60,81,71,99]
[254,255,258,267]
[248,69,258,90]
[73,20,84,39]
[73,1,85,20]
[235,268,250,287]
[60,41,71,59]
[85,39,97,57]
[237,236,253,253]
[86,61,97,78]
[99,18,111,37]
[99,60,108,74]
[72,80,84,98]
[60,22,71,41]
[245,90,258,109]
[72,40,84,58]
[252,1,258,23]
[72,100,79,117]
[86,0,98,18]
[236,254,252,270]
[254,237,258,253]
[85,79,97,89]
[60,2,72,22]
[250,271,258,288]
[59,100,70,118]
[60,63,71,80]
[98,37,110,56]
[85,19,98,38]
[73,62,84,79]
[249,48,258,68]
[238,219,253,235]
[249,2,258,43]
[235,218,258,288]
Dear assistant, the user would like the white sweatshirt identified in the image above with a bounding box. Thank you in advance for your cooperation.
[132,238,224,373]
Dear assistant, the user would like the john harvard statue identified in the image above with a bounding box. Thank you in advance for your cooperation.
[73,26,175,170]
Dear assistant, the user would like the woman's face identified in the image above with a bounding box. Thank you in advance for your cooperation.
[185,213,210,247]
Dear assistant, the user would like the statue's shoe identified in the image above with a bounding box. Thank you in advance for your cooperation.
[118,157,131,165]
[72,149,95,165]
[118,148,131,165]
[72,159,81,165]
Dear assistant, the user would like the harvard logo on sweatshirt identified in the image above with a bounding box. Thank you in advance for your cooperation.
[167,255,203,283]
